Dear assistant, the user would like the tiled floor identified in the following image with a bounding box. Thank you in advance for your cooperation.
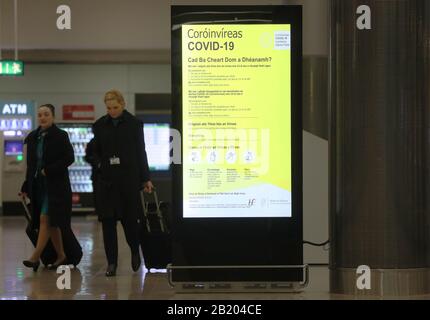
[0,216,427,300]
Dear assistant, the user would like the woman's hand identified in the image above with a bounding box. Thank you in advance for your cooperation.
[18,192,28,199]
[41,169,46,176]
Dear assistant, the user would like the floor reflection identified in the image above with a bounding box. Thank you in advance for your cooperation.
[0,216,151,300]
[3,216,423,300]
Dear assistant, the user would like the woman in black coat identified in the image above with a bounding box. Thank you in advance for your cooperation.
[20,104,75,271]
[93,89,153,277]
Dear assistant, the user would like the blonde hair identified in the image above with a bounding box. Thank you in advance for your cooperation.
[104,89,126,107]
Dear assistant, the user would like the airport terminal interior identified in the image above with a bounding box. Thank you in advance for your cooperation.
[1,0,430,301]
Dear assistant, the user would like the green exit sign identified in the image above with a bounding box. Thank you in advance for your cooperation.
[0,60,24,76]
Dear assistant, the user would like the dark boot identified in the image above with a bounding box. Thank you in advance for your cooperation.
[105,264,117,277]
[131,252,141,272]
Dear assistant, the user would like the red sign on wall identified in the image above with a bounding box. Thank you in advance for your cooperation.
[63,105,95,121]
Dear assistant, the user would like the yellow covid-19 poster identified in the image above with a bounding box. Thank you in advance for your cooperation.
[182,24,292,218]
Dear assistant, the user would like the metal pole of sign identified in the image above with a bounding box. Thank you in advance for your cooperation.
[14,0,18,60]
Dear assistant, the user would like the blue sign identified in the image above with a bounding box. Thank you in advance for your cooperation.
[0,101,35,131]
[0,101,34,116]
[0,118,32,131]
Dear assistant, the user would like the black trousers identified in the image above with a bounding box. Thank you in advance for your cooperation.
[102,218,140,265]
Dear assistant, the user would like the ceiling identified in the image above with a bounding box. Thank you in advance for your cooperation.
[0,0,285,50]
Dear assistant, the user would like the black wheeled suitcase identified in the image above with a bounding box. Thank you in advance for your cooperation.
[139,189,172,270]
[61,225,83,267]
[21,197,83,267]
[21,197,57,266]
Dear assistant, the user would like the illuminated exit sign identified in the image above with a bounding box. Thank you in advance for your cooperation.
[0,60,24,76]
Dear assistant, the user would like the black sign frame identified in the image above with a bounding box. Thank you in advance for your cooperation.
[171,5,303,283]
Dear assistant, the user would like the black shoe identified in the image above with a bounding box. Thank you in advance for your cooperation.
[131,252,141,272]
[105,264,117,277]
[47,257,68,270]
[23,260,40,272]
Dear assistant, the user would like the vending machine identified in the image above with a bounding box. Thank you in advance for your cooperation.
[57,123,94,212]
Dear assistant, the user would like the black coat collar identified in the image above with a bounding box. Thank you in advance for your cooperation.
[103,109,131,125]
[36,124,59,137]
[26,124,60,143]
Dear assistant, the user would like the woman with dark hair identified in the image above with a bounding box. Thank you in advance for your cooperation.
[20,104,75,271]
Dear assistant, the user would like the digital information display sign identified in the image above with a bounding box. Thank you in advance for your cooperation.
[171,5,303,284]
[182,24,292,218]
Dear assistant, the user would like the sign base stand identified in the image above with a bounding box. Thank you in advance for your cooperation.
[167,264,309,293]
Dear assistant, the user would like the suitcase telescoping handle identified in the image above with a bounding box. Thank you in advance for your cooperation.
[20,196,32,223]
[140,187,166,233]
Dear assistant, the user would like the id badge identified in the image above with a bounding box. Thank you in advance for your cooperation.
[109,157,121,165]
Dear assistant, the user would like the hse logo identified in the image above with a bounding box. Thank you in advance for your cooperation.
[248,199,256,207]
[356,265,371,290]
